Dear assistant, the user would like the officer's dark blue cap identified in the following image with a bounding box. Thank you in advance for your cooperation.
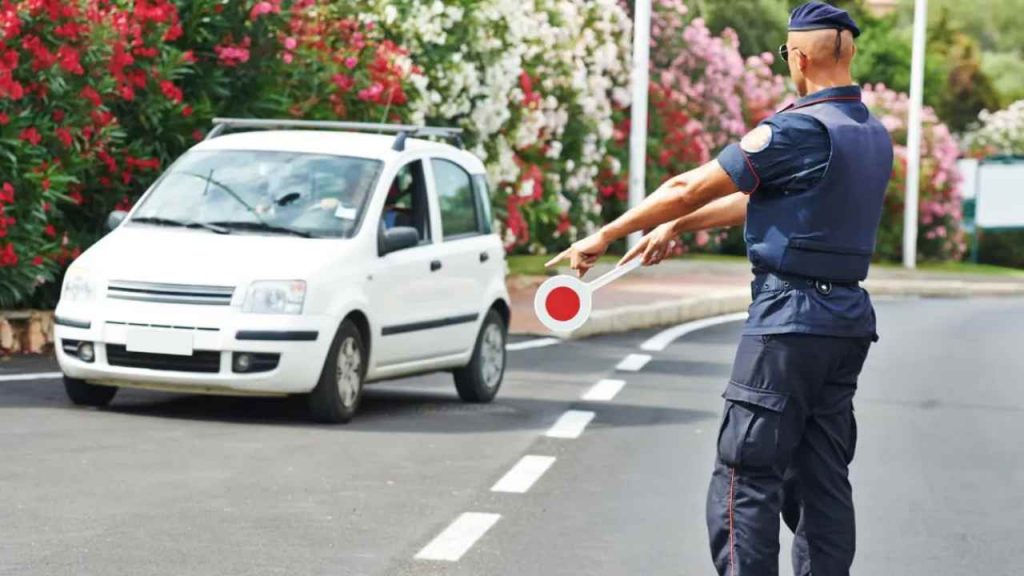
[788,2,861,38]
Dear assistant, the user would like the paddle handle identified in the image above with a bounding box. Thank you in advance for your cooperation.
[587,258,642,292]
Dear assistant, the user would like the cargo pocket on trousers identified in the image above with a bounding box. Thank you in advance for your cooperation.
[717,381,789,469]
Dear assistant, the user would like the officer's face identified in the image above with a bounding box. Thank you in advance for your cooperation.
[783,33,809,96]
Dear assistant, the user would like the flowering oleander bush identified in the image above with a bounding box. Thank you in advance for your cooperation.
[599,0,788,255]
[353,0,634,251]
[862,84,967,262]
[0,0,190,306]
[964,99,1024,157]
[1,0,634,306]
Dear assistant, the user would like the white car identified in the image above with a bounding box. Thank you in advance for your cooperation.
[54,118,510,423]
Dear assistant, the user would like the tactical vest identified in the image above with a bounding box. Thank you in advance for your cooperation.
[745,99,893,283]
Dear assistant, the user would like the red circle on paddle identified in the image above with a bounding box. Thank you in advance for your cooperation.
[545,286,581,322]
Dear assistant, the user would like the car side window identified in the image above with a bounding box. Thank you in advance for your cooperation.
[382,160,430,243]
[432,159,480,239]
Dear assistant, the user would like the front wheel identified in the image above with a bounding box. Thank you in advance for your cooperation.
[64,376,117,407]
[307,320,366,424]
[453,309,506,403]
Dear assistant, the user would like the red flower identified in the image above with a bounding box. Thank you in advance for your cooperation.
[159,80,183,103]
[32,256,44,266]
[80,86,102,107]
[19,127,41,145]
[0,182,13,204]
[44,224,56,238]
[0,112,8,125]
[181,50,196,64]
[0,244,17,267]
[181,105,193,117]
[69,190,83,205]
[118,83,135,101]
[192,129,204,141]
[52,109,65,122]
[57,46,84,75]
[56,127,73,148]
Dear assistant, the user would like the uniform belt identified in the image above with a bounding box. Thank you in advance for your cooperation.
[752,273,859,298]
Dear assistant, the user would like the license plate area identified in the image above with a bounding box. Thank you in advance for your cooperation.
[125,328,194,356]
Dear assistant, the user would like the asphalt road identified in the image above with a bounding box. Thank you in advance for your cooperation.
[1,298,1022,575]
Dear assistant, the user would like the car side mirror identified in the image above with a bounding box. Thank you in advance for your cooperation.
[106,210,128,231]
[380,226,420,255]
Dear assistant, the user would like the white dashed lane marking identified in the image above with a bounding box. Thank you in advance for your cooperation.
[545,410,595,439]
[0,372,62,383]
[506,337,561,351]
[615,353,651,372]
[640,312,748,352]
[582,379,626,402]
[491,455,557,494]
[415,512,502,562]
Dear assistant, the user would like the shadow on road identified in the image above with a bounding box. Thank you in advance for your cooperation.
[0,378,717,433]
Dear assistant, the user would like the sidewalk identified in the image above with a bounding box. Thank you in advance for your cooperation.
[507,259,1024,337]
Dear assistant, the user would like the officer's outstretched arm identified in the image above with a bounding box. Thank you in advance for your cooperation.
[546,160,737,275]
[599,160,738,242]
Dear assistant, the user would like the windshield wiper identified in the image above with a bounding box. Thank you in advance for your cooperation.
[207,221,315,238]
[181,171,267,224]
[132,216,230,234]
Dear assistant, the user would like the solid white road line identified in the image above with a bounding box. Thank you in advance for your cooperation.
[506,337,561,352]
[415,512,501,562]
[582,379,627,402]
[545,410,595,439]
[491,455,557,494]
[639,312,749,352]
[615,353,651,372]
[0,371,63,383]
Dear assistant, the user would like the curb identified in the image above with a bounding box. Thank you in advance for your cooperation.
[519,280,1024,339]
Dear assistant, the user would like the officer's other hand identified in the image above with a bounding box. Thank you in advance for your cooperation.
[545,230,610,278]
[620,223,679,267]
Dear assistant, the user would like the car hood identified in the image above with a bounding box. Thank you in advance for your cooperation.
[76,225,357,286]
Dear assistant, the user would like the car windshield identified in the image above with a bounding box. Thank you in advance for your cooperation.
[131,150,382,239]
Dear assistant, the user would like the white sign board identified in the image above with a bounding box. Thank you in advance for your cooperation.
[976,163,1024,229]
[957,158,978,200]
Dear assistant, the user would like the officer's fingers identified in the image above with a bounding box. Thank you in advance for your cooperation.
[619,239,647,266]
[545,248,571,269]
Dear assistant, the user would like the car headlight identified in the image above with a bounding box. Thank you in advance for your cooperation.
[62,270,96,302]
[243,280,306,314]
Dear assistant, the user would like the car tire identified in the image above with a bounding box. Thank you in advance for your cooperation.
[64,376,117,407]
[307,319,366,424]
[454,309,506,403]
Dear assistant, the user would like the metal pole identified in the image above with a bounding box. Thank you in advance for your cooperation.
[903,0,928,269]
[627,0,651,250]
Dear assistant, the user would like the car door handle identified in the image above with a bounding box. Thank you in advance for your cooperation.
[479,251,490,263]
[430,260,442,271]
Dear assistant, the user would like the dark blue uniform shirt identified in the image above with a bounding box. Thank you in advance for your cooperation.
[717,85,879,340]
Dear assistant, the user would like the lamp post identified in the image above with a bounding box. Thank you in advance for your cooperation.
[626,0,651,250]
[903,0,928,269]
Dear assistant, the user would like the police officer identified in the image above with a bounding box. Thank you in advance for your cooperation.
[546,3,893,574]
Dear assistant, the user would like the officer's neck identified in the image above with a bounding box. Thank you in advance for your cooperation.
[802,71,855,97]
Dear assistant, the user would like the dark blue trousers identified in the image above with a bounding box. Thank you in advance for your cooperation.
[707,334,871,576]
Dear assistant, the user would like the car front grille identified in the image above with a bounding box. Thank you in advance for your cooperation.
[106,344,222,373]
[107,281,235,306]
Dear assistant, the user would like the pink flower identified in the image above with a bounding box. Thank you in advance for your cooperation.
[344,56,358,69]
[249,1,277,20]
[283,37,297,50]
[282,52,293,64]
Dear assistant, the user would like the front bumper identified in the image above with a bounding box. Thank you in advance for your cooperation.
[55,300,336,395]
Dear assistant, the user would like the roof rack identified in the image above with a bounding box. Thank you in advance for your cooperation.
[206,118,465,151]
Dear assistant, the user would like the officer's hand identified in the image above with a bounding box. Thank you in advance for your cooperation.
[619,223,679,267]
[545,230,610,278]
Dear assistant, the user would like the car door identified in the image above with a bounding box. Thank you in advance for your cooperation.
[368,159,459,367]
[426,157,496,354]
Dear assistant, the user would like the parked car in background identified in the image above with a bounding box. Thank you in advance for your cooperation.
[54,119,510,423]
